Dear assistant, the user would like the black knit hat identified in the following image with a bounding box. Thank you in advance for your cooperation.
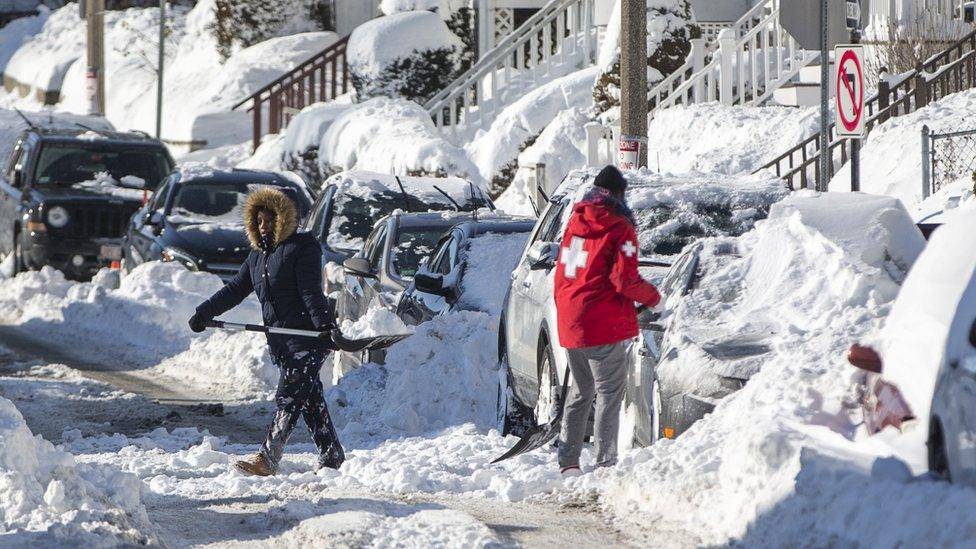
[594,165,627,194]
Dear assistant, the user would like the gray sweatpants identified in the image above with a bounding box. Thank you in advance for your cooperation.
[558,341,629,468]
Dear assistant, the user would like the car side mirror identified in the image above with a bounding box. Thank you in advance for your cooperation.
[527,241,558,271]
[414,272,452,297]
[343,257,376,279]
[847,344,883,373]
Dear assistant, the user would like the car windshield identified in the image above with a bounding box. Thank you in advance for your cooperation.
[328,191,459,252]
[169,183,309,225]
[391,227,446,279]
[33,144,170,189]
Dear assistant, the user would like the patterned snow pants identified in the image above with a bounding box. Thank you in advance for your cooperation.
[260,348,345,471]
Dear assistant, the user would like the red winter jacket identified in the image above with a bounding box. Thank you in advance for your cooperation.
[554,188,661,349]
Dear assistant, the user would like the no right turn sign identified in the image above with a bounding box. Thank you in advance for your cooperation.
[835,44,866,139]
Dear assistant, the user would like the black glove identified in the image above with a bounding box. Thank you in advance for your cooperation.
[188,312,210,333]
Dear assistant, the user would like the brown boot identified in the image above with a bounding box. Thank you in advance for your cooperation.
[234,453,274,476]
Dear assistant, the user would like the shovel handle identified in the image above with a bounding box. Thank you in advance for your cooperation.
[205,320,326,339]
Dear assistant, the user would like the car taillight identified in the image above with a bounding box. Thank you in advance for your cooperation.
[848,344,883,374]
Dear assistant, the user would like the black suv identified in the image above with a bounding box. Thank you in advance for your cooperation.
[0,127,174,279]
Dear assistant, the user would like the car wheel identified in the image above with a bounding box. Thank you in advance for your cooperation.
[928,418,951,481]
[496,333,532,436]
[534,343,560,425]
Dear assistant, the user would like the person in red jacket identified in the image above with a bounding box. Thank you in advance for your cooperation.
[554,165,661,477]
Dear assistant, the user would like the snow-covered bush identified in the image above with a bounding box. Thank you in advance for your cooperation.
[318,97,481,184]
[380,0,475,73]
[211,0,334,60]
[593,0,699,114]
[347,11,462,104]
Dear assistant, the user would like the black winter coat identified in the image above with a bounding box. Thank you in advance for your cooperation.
[196,187,335,361]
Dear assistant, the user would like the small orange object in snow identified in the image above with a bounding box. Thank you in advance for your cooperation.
[663,427,675,439]
[110,260,121,269]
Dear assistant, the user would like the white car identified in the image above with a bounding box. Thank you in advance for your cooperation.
[853,210,976,485]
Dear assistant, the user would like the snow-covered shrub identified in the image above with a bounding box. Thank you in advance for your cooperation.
[593,0,699,114]
[381,0,476,73]
[347,11,462,104]
[211,0,334,60]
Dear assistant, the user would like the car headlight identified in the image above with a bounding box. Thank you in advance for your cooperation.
[161,246,200,271]
[47,206,69,228]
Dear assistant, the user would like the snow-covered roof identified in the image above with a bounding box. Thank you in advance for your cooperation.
[690,0,753,22]
[328,170,476,203]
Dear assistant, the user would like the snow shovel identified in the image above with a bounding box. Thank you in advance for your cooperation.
[204,320,410,352]
[491,366,571,464]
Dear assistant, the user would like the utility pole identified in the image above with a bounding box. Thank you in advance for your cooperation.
[619,0,647,169]
[85,0,106,116]
[818,0,829,191]
[156,0,165,139]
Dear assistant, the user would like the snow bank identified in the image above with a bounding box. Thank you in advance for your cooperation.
[466,66,600,185]
[328,312,498,441]
[9,1,338,149]
[0,263,277,398]
[319,97,481,183]
[0,396,154,545]
[598,192,972,546]
[829,88,976,211]
[647,102,820,175]
[340,305,413,339]
[0,6,46,76]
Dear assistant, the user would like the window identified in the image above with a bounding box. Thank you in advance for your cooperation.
[33,144,170,188]
[432,233,460,275]
[306,187,333,238]
[390,227,446,279]
[530,199,567,245]
[148,177,173,212]
[539,199,570,242]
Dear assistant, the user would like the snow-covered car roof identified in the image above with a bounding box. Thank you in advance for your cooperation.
[554,168,787,257]
[326,170,485,204]
[879,210,976,426]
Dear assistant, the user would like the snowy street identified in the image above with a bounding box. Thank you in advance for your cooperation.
[0,323,638,547]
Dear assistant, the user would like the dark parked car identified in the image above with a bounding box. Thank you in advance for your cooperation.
[302,170,493,294]
[122,167,312,281]
[334,211,480,373]
[0,127,174,279]
[396,216,535,326]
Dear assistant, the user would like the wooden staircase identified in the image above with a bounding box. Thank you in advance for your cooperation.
[233,36,350,152]
[757,29,976,190]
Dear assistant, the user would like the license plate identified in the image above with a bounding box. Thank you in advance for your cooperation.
[99,244,122,261]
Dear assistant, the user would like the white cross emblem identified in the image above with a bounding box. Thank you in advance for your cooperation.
[560,236,589,279]
[621,240,637,258]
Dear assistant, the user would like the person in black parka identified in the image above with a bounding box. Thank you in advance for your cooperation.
[188,186,344,476]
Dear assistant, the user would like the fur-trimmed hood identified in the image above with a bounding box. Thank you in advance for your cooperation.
[243,187,298,251]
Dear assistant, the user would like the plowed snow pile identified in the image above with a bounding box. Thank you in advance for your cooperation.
[0,262,277,398]
[0,396,154,545]
[599,192,976,545]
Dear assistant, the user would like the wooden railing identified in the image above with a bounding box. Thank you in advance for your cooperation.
[758,28,976,189]
[233,36,350,152]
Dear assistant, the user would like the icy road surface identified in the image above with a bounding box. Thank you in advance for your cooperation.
[0,326,646,548]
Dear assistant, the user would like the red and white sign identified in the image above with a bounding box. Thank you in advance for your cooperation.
[835,45,866,139]
[617,136,641,170]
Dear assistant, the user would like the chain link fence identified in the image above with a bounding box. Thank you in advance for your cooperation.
[922,124,976,197]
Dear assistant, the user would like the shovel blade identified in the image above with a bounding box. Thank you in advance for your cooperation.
[333,333,411,353]
[491,414,562,464]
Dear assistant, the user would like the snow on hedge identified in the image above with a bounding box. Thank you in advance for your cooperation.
[0,396,155,545]
[648,102,821,175]
[379,0,467,17]
[347,10,461,103]
[4,5,82,94]
[0,6,47,77]
[0,263,277,398]
[829,88,976,212]
[318,97,482,184]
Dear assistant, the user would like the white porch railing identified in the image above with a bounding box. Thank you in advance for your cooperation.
[647,0,818,112]
[424,0,600,142]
